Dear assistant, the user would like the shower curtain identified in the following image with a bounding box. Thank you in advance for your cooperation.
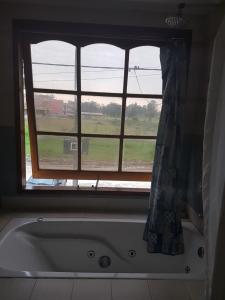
[143,39,188,255]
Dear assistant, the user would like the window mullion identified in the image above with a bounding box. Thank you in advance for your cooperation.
[118,49,129,172]
[76,46,82,171]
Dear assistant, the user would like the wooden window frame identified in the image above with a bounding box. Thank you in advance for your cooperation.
[14,20,192,190]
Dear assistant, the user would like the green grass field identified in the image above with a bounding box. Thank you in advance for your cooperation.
[25,124,31,157]
[25,115,157,166]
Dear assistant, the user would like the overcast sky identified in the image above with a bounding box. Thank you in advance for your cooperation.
[31,40,162,106]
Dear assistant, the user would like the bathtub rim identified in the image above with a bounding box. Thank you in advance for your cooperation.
[0,267,206,280]
[0,216,202,236]
[0,217,202,248]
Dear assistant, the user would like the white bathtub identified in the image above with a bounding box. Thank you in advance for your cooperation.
[0,217,205,279]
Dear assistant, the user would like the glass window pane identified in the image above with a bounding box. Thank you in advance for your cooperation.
[37,135,78,170]
[81,96,122,134]
[34,93,77,133]
[31,41,76,90]
[124,98,161,136]
[81,138,119,171]
[122,139,156,172]
[127,46,162,95]
[81,44,125,93]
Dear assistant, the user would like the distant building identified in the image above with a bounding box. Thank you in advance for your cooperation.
[34,94,64,116]
[81,112,103,117]
[30,95,103,117]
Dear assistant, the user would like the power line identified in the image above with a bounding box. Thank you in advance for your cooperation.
[32,62,161,71]
[34,73,161,82]
[33,69,125,75]
[34,70,161,76]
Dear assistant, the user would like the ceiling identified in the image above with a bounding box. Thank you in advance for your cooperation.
[0,0,223,2]
[127,0,223,3]
[0,0,224,13]
[0,0,223,3]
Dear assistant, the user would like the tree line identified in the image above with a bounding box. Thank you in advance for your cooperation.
[35,94,160,119]
[82,100,159,119]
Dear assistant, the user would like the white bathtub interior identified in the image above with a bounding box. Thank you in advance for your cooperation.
[0,218,205,279]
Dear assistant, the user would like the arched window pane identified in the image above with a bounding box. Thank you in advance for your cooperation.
[81,44,125,93]
[31,41,76,90]
[127,46,162,95]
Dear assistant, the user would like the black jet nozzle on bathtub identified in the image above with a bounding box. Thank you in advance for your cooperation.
[99,256,111,268]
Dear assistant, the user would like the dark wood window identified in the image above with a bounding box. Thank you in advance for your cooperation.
[15,21,191,189]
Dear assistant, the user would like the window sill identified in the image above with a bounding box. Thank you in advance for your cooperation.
[22,185,150,196]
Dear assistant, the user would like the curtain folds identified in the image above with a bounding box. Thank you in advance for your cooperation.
[143,40,188,255]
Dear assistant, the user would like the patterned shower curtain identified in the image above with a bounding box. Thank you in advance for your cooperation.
[143,39,188,255]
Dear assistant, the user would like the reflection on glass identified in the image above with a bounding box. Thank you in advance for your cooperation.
[38,135,78,170]
[31,41,76,90]
[127,46,162,95]
[124,98,161,136]
[81,44,125,93]
[81,96,122,134]
[122,139,156,172]
[81,138,119,171]
[34,93,77,133]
